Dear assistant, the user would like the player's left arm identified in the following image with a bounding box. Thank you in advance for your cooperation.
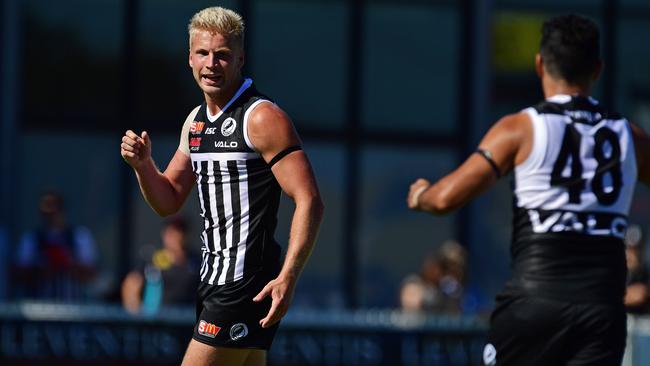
[407,112,531,215]
[249,102,325,328]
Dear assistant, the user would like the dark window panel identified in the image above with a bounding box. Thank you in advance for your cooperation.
[361,3,459,134]
[250,0,349,130]
[22,0,123,130]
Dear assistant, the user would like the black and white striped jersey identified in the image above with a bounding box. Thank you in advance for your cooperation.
[509,94,637,302]
[183,78,282,285]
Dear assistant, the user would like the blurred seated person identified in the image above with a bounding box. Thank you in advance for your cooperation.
[13,190,97,301]
[437,240,467,311]
[624,224,650,314]
[122,216,199,315]
[400,240,467,314]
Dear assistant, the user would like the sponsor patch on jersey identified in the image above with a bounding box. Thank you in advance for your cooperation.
[198,320,221,338]
[483,343,497,366]
[221,118,237,137]
[230,323,248,341]
[190,137,202,152]
[527,209,627,239]
[205,127,217,135]
[190,121,205,134]
[215,141,238,148]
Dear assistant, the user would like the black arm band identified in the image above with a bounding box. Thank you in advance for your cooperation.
[475,148,501,179]
[269,145,302,167]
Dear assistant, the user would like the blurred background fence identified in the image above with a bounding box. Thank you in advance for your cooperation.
[0,303,649,365]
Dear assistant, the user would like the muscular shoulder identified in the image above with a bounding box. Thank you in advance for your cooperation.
[248,102,291,132]
[178,105,202,156]
[182,105,202,131]
[479,112,532,172]
[494,112,531,132]
[247,102,299,155]
[483,112,531,148]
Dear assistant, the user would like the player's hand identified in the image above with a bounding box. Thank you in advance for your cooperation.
[407,178,431,210]
[121,130,152,170]
[625,283,650,307]
[253,275,296,328]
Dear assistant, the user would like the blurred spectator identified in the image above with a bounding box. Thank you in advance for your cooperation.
[624,224,650,314]
[400,240,467,314]
[13,190,97,301]
[122,216,199,315]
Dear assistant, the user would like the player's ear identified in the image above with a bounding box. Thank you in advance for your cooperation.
[535,53,544,79]
[189,51,194,68]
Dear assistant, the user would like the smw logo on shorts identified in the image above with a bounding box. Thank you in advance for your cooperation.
[198,320,221,338]
[483,343,497,366]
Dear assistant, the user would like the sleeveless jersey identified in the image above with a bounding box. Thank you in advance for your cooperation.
[510,94,637,302]
[187,78,281,285]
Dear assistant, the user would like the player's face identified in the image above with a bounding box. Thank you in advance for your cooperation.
[189,30,244,98]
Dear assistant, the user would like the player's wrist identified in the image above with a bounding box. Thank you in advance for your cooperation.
[133,156,155,173]
[277,268,300,284]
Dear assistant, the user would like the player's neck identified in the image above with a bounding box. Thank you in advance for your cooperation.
[205,76,244,115]
[542,77,592,99]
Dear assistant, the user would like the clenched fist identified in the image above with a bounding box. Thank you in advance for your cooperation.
[407,178,431,210]
[121,130,152,169]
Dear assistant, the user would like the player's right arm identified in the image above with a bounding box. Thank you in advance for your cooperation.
[630,122,650,186]
[407,112,532,215]
[120,107,199,216]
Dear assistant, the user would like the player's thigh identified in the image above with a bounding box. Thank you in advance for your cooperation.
[181,338,252,366]
[566,304,626,366]
[483,294,571,366]
[243,349,267,366]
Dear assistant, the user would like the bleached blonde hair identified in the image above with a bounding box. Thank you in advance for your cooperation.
[188,7,245,49]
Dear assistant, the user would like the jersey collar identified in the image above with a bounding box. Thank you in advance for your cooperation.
[206,78,253,122]
[546,94,599,105]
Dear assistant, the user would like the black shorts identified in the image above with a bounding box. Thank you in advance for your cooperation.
[482,292,626,366]
[192,268,280,350]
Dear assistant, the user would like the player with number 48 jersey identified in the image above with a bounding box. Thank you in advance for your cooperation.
[407,14,650,366]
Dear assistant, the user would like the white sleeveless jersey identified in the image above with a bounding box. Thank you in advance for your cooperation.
[514,94,637,240]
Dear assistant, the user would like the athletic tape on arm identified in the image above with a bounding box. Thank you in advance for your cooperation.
[269,145,302,167]
[475,148,502,179]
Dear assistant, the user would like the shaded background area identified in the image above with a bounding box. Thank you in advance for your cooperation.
[2,0,650,364]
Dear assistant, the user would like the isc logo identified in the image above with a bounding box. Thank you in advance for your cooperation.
[198,320,221,338]
[205,127,217,135]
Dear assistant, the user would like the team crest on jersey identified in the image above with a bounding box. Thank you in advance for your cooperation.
[190,121,205,134]
[221,118,237,137]
[229,323,248,341]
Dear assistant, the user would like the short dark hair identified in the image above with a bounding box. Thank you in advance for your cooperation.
[540,14,600,84]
